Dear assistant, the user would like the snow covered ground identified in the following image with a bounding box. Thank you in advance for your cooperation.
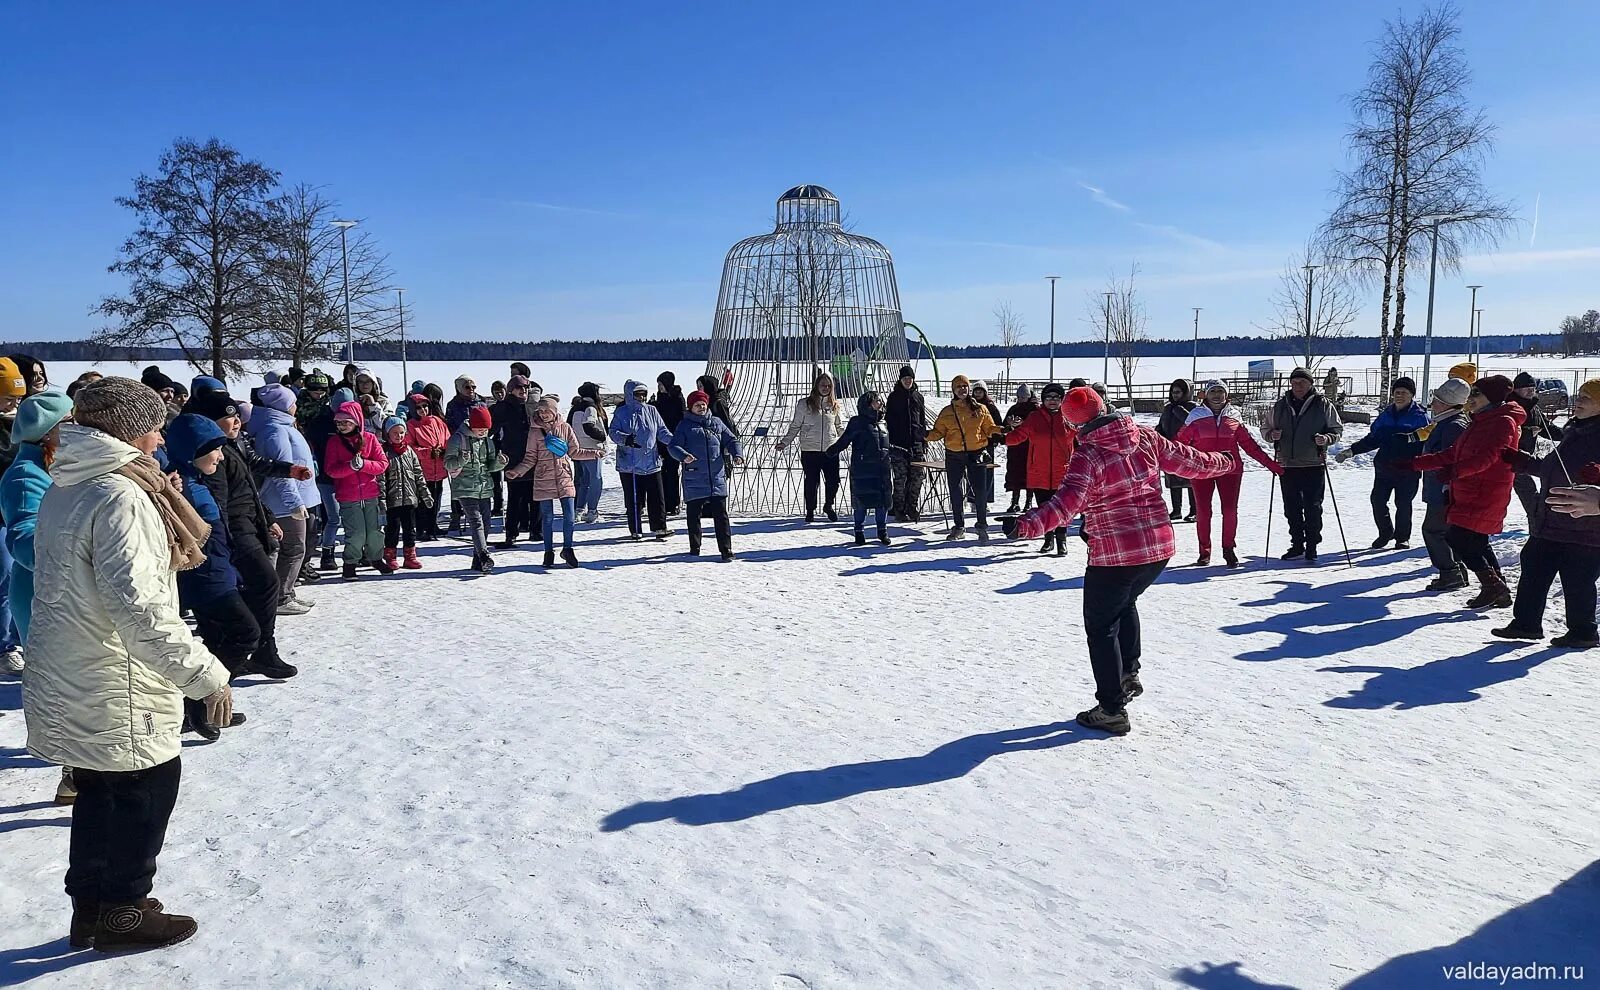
[2,445,1597,988]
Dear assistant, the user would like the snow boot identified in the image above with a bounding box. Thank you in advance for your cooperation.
[1280,545,1306,560]
[1305,547,1319,564]
[71,896,165,950]
[946,525,966,540]
[1370,536,1390,549]
[382,548,398,571]
[976,525,990,544]
[403,548,422,570]
[499,537,517,550]
[55,767,77,806]
[342,562,359,580]
[543,550,555,568]
[561,548,579,569]
[1428,565,1469,591]
[319,547,336,571]
[1466,568,1512,609]
[298,563,322,584]
[1223,546,1240,569]
[805,512,816,524]
[1394,540,1410,550]
[825,505,838,522]
[372,556,395,575]
[183,698,220,741]
[1007,497,1020,514]
[1491,623,1543,640]
[241,653,298,679]
[688,535,701,556]
[1076,705,1131,736]
[1120,673,1144,702]
[1039,536,1055,554]
[720,550,735,562]
[1195,551,1210,566]
[878,525,890,546]
[92,900,198,953]
[1551,630,1600,649]
[854,529,866,546]
[479,552,495,574]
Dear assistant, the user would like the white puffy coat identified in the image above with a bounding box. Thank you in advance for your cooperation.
[778,398,845,453]
[24,425,228,772]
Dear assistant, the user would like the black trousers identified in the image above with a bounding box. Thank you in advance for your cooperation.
[384,505,417,549]
[1512,536,1600,636]
[944,450,988,529]
[504,475,542,542]
[191,591,261,672]
[1421,501,1457,575]
[233,539,280,667]
[620,471,665,535]
[1083,559,1168,713]
[490,471,504,515]
[1371,470,1421,543]
[799,450,841,516]
[1445,525,1498,574]
[1279,466,1327,549]
[66,757,181,903]
[658,446,682,513]
[1513,473,1541,523]
[686,495,732,555]
[422,481,445,537]
[1030,489,1069,541]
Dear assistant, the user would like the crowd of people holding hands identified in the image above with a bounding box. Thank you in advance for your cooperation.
[0,349,1595,951]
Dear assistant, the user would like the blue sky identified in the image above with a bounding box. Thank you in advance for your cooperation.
[2,0,1597,347]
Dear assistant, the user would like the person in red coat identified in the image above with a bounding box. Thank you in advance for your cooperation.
[1003,382,1077,555]
[1176,381,1282,567]
[1402,375,1527,609]
[1012,387,1234,735]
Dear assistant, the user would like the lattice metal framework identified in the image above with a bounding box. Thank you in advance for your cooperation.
[707,185,909,516]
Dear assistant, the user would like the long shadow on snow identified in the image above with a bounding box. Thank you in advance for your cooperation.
[837,550,1033,577]
[0,938,105,988]
[600,721,1095,831]
[0,747,49,771]
[1321,643,1560,710]
[994,564,1225,596]
[0,681,19,712]
[1221,569,1451,662]
[1171,858,1600,989]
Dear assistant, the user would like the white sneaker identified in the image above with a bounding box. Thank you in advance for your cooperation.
[276,599,312,617]
[1,647,23,676]
[293,593,316,609]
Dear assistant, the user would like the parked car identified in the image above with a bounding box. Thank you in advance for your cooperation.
[1537,378,1570,415]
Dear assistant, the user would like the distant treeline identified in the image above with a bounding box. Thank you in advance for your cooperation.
[0,333,1562,364]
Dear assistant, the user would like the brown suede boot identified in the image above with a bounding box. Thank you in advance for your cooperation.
[71,896,164,949]
[92,900,196,953]
[1466,568,1512,610]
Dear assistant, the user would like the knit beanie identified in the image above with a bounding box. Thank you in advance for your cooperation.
[1392,376,1417,395]
[899,365,915,379]
[1041,382,1065,400]
[383,415,406,435]
[1015,384,1033,402]
[1203,379,1227,395]
[951,374,970,390]
[190,375,226,397]
[468,406,493,430]
[1448,362,1478,384]
[185,389,241,422]
[658,371,675,387]
[1513,371,1536,389]
[972,380,990,394]
[1062,386,1106,425]
[1289,367,1314,383]
[140,365,175,393]
[256,383,295,415]
[0,358,25,399]
[1067,377,1088,389]
[1431,378,1471,407]
[74,376,167,443]
[1578,380,1600,405]
[12,392,74,443]
[687,390,709,408]
[332,387,355,407]
[303,372,333,391]
[165,413,228,465]
[1476,374,1513,405]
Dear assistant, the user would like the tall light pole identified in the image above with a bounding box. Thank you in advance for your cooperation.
[1045,275,1060,382]
[1191,307,1202,381]
[1465,284,1482,368]
[1474,309,1485,365]
[1102,291,1114,385]
[396,288,408,389]
[330,219,360,363]
[1302,263,1320,372]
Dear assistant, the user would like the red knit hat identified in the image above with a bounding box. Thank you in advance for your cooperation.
[468,405,493,430]
[1475,374,1513,405]
[687,389,710,408]
[1062,386,1106,425]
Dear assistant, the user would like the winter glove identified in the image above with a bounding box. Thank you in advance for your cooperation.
[204,685,233,730]
[289,465,314,480]
[1334,450,1353,463]
[350,454,364,471]
[1500,448,1534,470]
[1268,461,1284,477]
[1313,433,1333,447]
[623,433,641,449]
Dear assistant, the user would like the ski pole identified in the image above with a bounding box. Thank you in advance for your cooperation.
[1323,464,1355,568]
[1265,473,1276,559]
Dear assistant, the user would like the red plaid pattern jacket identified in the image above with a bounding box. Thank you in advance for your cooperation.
[1017,414,1235,566]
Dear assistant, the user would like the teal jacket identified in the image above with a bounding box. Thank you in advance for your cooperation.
[0,444,52,643]
[445,430,506,501]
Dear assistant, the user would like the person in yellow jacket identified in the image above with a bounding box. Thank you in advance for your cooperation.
[926,375,1000,540]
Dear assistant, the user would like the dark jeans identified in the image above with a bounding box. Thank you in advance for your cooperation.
[384,505,417,550]
[1167,487,1193,516]
[799,450,841,516]
[1511,537,1600,636]
[1082,559,1168,713]
[66,757,182,903]
[490,471,503,516]
[1445,525,1497,574]
[1421,501,1457,575]
[1513,473,1541,523]
[889,447,925,516]
[233,539,280,667]
[686,495,731,555]
[191,591,260,673]
[944,450,989,529]
[1279,466,1327,549]
[659,445,682,513]
[620,471,665,536]
[504,475,541,542]
[853,503,888,534]
[1371,470,1421,543]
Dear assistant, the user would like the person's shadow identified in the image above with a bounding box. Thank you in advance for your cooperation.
[0,937,103,987]
[1321,643,1559,710]
[601,721,1094,831]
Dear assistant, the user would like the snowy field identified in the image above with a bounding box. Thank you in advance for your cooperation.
[1,440,1596,988]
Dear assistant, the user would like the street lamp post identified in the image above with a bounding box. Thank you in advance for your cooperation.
[1475,309,1485,365]
[1191,307,1202,381]
[1102,291,1114,385]
[330,219,360,363]
[1420,222,1443,398]
[396,288,408,389]
[1045,275,1060,382]
[1465,284,1482,368]
[1302,263,1320,372]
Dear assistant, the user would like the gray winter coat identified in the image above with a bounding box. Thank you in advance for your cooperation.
[1261,391,1343,468]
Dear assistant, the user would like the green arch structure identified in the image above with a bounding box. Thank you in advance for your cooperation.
[902,321,942,396]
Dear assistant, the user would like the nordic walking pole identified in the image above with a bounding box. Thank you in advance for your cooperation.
[1324,464,1355,568]
[1265,473,1276,559]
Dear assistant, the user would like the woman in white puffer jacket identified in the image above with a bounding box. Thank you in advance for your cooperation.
[775,372,846,522]
[25,378,231,954]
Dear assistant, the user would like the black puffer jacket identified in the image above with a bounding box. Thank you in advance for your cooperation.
[1522,414,1600,546]
[1157,378,1197,489]
[886,380,928,454]
[203,441,275,552]
[491,398,531,466]
[695,375,740,436]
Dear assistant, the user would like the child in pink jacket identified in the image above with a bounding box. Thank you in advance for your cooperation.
[1174,381,1281,567]
[324,400,391,578]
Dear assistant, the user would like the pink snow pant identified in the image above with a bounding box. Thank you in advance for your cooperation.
[1192,472,1242,553]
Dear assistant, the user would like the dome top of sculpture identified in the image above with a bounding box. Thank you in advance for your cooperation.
[778,184,837,203]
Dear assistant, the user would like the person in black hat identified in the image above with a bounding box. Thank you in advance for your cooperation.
[1261,367,1343,562]
[885,365,928,521]
[1337,375,1427,549]
[651,372,687,516]
[1509,371,1563,521]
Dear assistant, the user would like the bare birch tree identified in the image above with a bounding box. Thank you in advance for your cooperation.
[994,301,1026,381]
[1321,3,1513,391]
[1260,245,1361,372]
